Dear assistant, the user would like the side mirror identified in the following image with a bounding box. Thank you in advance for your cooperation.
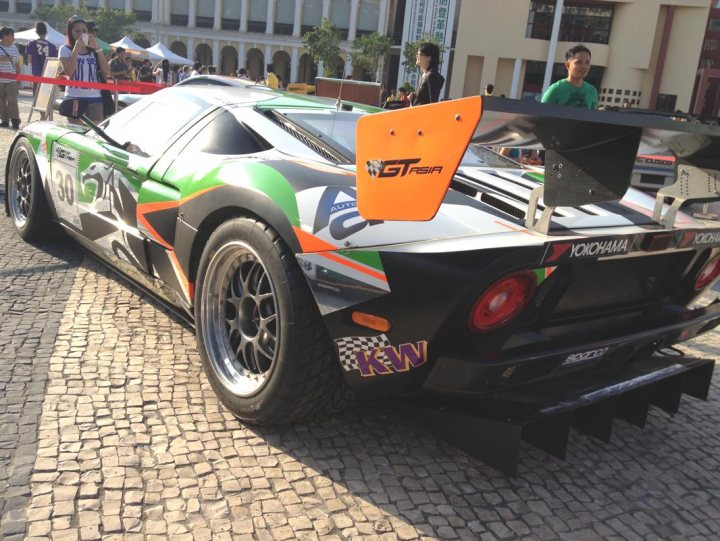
[58,99,88,119]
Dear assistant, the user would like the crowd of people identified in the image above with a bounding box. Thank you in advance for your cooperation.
[0,18,607,143]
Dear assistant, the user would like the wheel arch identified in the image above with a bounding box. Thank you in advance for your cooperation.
[178,186,303,303]
[4,133,27,217]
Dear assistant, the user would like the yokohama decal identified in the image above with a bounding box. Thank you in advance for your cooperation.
[542,236,635,264]
[675,230,720,249]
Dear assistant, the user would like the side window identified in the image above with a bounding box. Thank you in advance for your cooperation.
[101,94,206,156]
[186,110,271,155]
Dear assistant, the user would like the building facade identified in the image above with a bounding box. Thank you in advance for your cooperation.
[450,0,712,112]
[1,0,392,85]
[692,1,720,115]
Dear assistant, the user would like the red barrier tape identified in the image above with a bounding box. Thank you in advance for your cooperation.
[0,72,164,94]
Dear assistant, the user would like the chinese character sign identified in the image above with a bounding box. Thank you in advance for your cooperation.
[398,0,457,91]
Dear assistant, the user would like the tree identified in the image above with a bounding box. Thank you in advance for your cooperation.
[302,19,343,78]
[351,32,391,81]
[33,5,137,44]
[402,34,446,70]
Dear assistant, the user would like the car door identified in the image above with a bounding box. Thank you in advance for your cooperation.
[49,131,153,273]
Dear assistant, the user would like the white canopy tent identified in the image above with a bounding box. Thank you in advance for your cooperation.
[110,36,161,61]
[14,23,66,48]
[146,42,194,66]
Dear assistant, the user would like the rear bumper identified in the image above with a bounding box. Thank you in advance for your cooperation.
[424,300,720,394]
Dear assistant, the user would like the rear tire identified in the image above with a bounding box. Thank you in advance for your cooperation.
[7,139,57,240]
[195,217,347,424]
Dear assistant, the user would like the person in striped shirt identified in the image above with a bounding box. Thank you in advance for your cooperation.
[0,27,21,129]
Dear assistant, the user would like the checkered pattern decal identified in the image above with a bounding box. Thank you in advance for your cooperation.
[366,160,383,178]
[334,334,391,372]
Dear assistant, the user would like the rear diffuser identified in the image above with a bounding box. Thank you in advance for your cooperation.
[397,355,714,476]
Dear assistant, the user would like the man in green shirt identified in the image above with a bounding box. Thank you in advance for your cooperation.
[542,44,598,109]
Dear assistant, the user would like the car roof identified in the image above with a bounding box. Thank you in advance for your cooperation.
[157,84,375,113]
[176,74,273,90]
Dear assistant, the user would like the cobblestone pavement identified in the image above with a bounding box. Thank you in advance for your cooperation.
[1,91,720,541]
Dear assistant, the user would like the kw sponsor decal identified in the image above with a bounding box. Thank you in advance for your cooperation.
[334,334,427,376]
[542,236,634,264]
[563,347,609,366]
[355,341,428,377]
[676,230,720,249]
[366,158,443,179]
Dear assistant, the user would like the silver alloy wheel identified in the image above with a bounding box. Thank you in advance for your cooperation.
[200,240,280,396]
[9,148,32,229]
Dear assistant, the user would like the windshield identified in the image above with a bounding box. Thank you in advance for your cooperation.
[278,109,364,158]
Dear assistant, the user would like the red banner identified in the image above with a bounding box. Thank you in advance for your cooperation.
[0,72,164,94]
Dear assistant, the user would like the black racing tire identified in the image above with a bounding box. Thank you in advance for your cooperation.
[7,138,57,240]
[195,217,347,425]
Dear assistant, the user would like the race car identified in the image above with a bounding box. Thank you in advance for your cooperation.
[6,89,720,473]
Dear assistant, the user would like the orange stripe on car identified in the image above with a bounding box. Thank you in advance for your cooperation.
[293,226,338,252]
[319,251,388,283]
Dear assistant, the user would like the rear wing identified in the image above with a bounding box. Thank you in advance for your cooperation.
[355,96,720,233]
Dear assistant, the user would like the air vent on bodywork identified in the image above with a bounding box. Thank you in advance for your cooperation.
[480,192,526,220]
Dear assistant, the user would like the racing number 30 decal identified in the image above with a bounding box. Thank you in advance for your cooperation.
[50,144,82,228]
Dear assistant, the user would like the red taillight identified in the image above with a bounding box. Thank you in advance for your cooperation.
[694,256,720,291]
[469,271,537,332]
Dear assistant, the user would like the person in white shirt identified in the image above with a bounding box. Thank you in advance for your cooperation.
[0,26,21,129]
[58,16,110,123]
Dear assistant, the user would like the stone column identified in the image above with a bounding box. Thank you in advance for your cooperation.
[188,0,196,28]
[125,0,133,12]
[151,0,158,24]
[293,0,303,37]
[291,47,299,83]
[317,60,324,77]
[266,0,276,34]
[510,58,523,99]
[213,39,220,67]
[99,0,107,8]
[187,37,195,62]
[378,0,388,35]
[542,0,564,92]
[237,43,246,69]
[265,44,273,70]
[240,0,248,32]
[214,0,222,30]
[31,0,39,13]
[8,0,16,12]
[322,0,330,20]
[348,0,359,41]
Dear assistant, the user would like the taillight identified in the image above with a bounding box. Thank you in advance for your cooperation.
[694,256,720,291]
[469,271,537,332]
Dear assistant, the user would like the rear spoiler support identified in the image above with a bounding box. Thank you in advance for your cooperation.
[653,164,720,227]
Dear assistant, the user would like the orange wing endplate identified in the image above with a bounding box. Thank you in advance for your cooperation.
[356,96,483,221]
